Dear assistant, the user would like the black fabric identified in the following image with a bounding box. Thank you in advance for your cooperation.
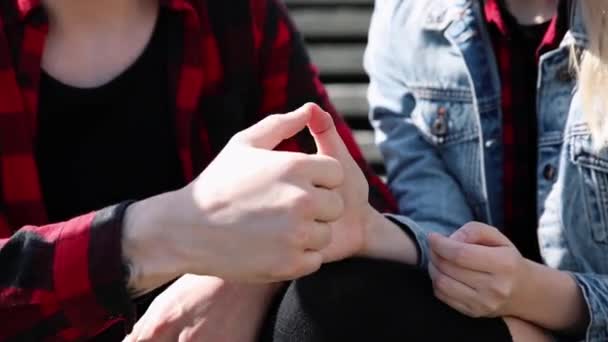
[260,258,512,342]
[204,1,255,159]
[35,10,183,223]
[36,12,182,340]
[502,5,550,263]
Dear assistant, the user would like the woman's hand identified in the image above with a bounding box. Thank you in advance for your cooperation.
[428,222,530,318]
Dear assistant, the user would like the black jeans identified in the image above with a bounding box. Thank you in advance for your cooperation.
[260,258,512,342]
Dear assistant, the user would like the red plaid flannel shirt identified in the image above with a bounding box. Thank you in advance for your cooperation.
[0,0,397,339]
[484,0,567,260]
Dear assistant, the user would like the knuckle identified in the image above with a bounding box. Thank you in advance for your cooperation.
[282,155,308,175]
[461,222,476,232]
[285,256,320,279]
[229,131,246,144]
[504,254,519,272]
[477,298,499,315]
[435,258,449,273]
[334,193,345,215]
[270,257,299,280]
[468,309,483,319]
[434,274,450,292]
[317,223,332,245]
[265,113,284,126]
[292,190,313,209]
[432,288,443,299]
[493,282,512,299]
[327,158,345,185]
[286,224,310,247]
[454,247,470,265]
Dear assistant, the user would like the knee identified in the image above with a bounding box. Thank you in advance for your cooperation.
[269,258,431,341]
[292,258,428,308]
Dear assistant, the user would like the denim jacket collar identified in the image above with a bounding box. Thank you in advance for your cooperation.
[423,0,587,46]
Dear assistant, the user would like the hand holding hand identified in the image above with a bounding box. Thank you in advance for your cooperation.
[124,104,346,290]
[428,222,530,318]
[305,105,373,262]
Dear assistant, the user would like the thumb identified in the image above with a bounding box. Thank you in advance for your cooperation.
[235,105,313,150]
[451,222,511,247]
[306,103,349,159]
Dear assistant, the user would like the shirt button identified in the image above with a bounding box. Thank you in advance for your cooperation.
[485,139,496,148]
[543,164,557,181]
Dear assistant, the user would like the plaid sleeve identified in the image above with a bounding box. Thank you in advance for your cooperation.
[252,0,397,214]
[0,204,135,340]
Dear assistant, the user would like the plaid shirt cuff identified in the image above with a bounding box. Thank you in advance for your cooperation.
[54,202,135,337]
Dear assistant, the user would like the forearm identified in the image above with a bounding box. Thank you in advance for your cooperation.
[512,260,588,334]
[361,208,419,266]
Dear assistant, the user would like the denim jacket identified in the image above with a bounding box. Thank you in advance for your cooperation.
[365,0,607,340]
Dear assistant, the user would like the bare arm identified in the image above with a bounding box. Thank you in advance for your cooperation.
[360,208,420,266]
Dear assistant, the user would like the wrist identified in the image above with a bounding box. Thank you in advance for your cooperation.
[359,204,384,257]
[122,192,186,296]
[359,207,419,265]
[508,258,538,318]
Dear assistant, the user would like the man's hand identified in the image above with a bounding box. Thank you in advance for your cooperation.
[123,104,347,292]
[305,105,372,262]
[124,275,280,342]
[428,222,530,318]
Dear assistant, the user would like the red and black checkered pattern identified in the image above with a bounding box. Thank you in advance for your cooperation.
[0,0,397,339]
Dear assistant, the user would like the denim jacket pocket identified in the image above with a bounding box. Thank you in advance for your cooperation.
[569,123,608,244]
[410,88,486,215]
[410,88,479,147]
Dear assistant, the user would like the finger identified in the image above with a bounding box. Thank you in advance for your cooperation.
[428,232,498,272]
[294,251,324,279]
[451,222,512,247]
[296,154,344,189]
[430,250,490,289]
[235,105,313,150]
[307,186,344,222]
[303,221,333,251]
[428,262,478,305]
[306,103,350,160]
[433,287,476,318]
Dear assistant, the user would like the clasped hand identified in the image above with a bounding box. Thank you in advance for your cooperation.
[428,222,530,318]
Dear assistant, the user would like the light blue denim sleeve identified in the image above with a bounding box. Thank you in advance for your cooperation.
[365,0,475,269]
[538,120,608,342]
[569,274,608,342]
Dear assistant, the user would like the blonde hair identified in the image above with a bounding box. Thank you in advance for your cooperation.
[578,1,608,148]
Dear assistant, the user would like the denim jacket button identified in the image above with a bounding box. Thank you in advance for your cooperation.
[485,139,496,148]
[431,107,449,136]
[543,164,557,181]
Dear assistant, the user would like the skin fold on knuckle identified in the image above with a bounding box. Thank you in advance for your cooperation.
[453,246,472,266]
[434,273,453,294]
